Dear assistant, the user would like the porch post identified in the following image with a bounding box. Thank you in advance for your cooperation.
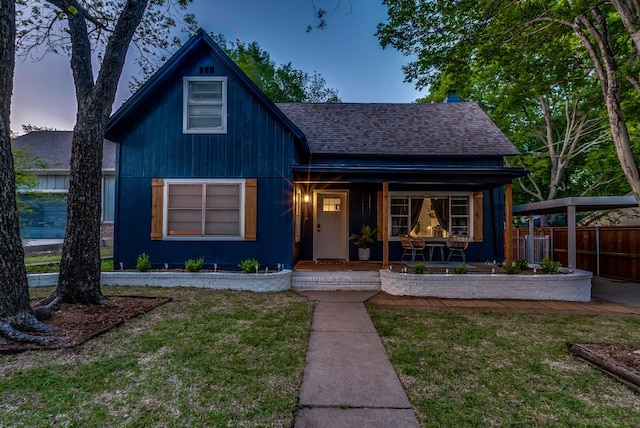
[505,183,513,263]
[383,181,389,267]
[567,204,577,270]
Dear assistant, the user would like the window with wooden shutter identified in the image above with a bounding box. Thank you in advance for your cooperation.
[150,179,164,240]
[473,191,483,242]
[244,179,257,241]
[377,191,383,241]
[150,178,256,241]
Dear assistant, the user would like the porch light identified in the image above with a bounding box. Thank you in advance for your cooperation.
[303,194,311,204]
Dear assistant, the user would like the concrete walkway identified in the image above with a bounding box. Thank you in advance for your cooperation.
[295,291,419,428]
[591,276,640,307]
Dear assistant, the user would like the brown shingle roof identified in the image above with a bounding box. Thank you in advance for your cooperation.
[12,131,116,170]
[276,102,519,156]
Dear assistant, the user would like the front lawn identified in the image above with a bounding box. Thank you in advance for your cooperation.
[1,286,313,427]
[369,308,640,427]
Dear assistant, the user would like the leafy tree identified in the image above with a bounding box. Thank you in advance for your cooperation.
[0,0,59,344]
[213,35,341,103]
[377,0,640,205]
[410,27,623,209]
[15,0,196,307]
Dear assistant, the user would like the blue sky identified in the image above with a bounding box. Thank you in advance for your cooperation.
[10,0,425,133]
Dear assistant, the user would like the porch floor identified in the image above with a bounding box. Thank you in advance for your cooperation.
[293,260,492,273]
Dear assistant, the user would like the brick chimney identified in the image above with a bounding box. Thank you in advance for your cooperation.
[444,89,462,103]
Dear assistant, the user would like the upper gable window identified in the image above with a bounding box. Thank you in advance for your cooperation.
[183,76,227,134]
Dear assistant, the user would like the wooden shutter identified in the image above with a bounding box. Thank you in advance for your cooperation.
[377,191,383,241]
[244,179,257,241]
[473,191,483,242]
[150,178,164,240]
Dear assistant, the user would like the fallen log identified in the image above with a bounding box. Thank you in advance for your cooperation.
[567,342,640,394]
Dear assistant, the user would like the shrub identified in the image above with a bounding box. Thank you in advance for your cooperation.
[540,257,562,273]
[136,253,152,272]
[412,263,426,274]
[502,261,521,274]
[185,256,204,272]
[453,263,468,274]
[101,259,114,272]
[515,259,529,270]
[238,258,260,273]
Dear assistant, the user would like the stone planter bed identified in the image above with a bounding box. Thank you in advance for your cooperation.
[379,268,592,302]
[28,265,593,301]
[28,270,293,292]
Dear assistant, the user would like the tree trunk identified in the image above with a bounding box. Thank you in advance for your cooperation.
[52,118,106,305]
[0,0,59,344]
[38,0,150,306]
[571,8,640,206]
[0,0,31,320]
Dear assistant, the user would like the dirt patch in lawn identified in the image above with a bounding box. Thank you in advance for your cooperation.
[0,296,170,354]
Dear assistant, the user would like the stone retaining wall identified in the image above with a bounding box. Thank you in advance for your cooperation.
[380,269,592,302]
[28,270,292,292]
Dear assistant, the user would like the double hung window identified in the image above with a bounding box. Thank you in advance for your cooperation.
[389,193,471,239]
[164,179,244,240]
[183,76,227,133]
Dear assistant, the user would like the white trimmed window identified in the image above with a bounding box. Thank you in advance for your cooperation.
[164,179,244,240]
[389,193,472,239]
[183,76,228,133]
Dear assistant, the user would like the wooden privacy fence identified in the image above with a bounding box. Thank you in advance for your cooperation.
[510,227,640,283]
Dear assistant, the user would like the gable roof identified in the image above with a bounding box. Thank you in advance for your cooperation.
[106,28,308,154]
[13,131,116,171]
[276,102,519,157]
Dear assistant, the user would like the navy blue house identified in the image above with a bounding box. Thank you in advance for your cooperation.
[106,29,526,270]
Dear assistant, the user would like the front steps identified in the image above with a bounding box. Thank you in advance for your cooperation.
[292,271,381,291]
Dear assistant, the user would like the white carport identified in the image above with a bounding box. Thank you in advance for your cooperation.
[513,196,638,269]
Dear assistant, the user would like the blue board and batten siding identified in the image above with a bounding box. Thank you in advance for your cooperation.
[112,51,300,270]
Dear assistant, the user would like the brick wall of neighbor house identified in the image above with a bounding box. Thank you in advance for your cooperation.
[100,221,114,247]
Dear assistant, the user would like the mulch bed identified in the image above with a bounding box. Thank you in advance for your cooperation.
[0,296,170,354]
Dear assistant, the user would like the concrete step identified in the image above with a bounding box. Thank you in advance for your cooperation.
[292,270,381,291]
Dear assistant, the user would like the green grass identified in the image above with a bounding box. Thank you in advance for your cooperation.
[24,247,113,265]
[369,308,640,427]
[1,286,313,427]
[25,250,114,274]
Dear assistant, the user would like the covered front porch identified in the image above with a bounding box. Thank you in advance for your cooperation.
[292,172,523,267]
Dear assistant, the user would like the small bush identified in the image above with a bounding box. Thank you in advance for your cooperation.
[238,258,260,273]
[515,259,529,270]
[453,263,468,274]
[101,259,114,272]
[540,257,562,273]
[185,256,204,272]
[136,253,152,272]
[412,263,426,274]
[502,261,521,274]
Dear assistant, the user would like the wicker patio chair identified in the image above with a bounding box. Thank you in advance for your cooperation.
[446,234,469,263]
[400,234,426,262]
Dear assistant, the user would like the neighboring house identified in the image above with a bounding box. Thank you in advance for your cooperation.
[106,29,526,269]
[12,131,116,240]
[581,208,640,227]
[580,194,640,227]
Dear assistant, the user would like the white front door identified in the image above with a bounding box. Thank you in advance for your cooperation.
[314,191,348,260]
